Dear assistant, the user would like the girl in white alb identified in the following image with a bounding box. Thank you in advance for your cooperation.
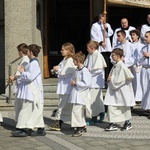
[48,43,76,131]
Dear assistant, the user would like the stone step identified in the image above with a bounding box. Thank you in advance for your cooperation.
[0,77,107,110]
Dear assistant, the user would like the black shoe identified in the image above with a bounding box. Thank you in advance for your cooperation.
[72,127,87,137]
[31,128,46,136]
[105,123,118,131]
[121,123,132,131]
[11,129,28,137]
[48,120,62,131]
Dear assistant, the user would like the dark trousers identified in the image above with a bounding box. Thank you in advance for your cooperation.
[101,52,113,84]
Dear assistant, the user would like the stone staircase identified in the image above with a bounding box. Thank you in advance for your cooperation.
[0,78,106,110]
[0,78,59,110]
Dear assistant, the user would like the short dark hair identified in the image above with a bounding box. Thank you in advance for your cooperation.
[112,48,124,58]
[28,44,41,57]
[17,43,29,54]
[130,29,140,38]
[117,30,126,37]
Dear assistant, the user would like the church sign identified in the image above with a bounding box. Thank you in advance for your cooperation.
[108,0,150,8]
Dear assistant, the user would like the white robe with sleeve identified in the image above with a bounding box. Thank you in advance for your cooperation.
[104,60,135,107]
[131,41,144,102]
[55,57,76,122]
[14,55,30,93]
[84,50,107,88]
[112,26,136,49]
[68,67,92,116]
[111,40,135,68]
[16,58,44,129]
[56,57,76,95]
[139,44,150,110]
[14,55,29,121]
[90,22,113,52]
[84,50,107,116]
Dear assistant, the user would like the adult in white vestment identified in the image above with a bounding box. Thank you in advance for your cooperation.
[84,40,107,125]
[90,13,113,80]
[112,18,135,49]
[104,48,135,131]
[140,14,150,44]
[11,44,45,137]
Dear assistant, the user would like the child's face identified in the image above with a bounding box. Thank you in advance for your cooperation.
[60,47,69,57]
[73,59,78,66]
[87,46,94,54]
[131,33,139,42]
[27,50,32,58]
[112,53,120,62]
[145,33,150,44]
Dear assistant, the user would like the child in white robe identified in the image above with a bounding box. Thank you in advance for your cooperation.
[104,48,135,131]
[9,43,29,121]
[68,51,92,137]
[84,40,107,125]
[130,30,144,103]
[111,30,135,68]
[48,43,76,131]
[11,44,45,137]
[139,31,150,118]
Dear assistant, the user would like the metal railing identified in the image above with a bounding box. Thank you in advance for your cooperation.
[7,56,22,104]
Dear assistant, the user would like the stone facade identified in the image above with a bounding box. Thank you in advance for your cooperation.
[4,0,44,80]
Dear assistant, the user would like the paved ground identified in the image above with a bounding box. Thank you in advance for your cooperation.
[0,106,150,150]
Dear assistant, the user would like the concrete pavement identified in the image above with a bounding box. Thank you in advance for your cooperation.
[0,107,150,150]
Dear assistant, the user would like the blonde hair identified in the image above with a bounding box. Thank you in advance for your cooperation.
[73,51,85,64]
[87,40,99,50]
[62,42,75,59]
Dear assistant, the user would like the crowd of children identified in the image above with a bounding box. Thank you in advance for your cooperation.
[2,15,150,137]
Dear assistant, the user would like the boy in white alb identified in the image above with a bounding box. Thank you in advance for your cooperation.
[104,48,135,131]
[111,30,134,68]
[9,43,29,121]
[130,30,144,103]
[11,44,45,137]
[69,51,92,137]
[139,31,150,118]
[84,40,107,125]
[48,43,76,131]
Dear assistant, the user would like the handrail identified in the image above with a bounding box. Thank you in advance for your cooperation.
[8,56,22,104]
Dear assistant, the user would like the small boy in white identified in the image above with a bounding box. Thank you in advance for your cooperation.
[139,31,150,118]
[84,40,107,125]
[48,43,76,131]
[104,48,135,131]
[69,51,92,137]
[9,43,29,121]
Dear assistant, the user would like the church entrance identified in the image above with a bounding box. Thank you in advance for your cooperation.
[44,0,90,77]
[43,0,149,78]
